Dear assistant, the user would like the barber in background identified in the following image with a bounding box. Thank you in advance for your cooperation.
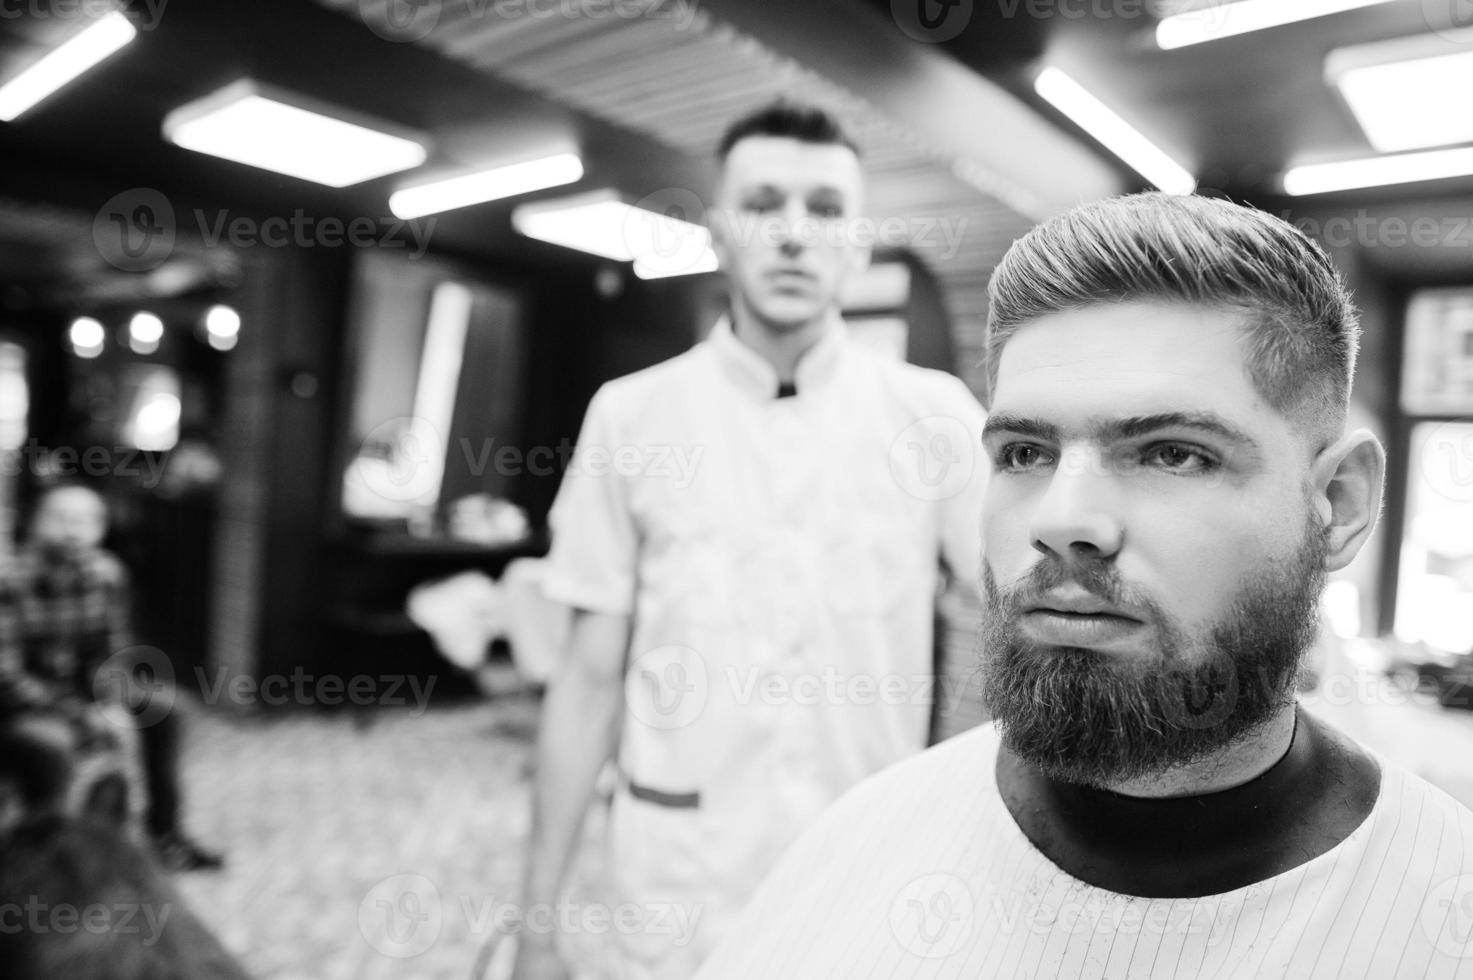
[513,102,987,979]
[0,481,222,871]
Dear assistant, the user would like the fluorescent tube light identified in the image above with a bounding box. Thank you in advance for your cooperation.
[1156,0,1394,50]
[389,153,584,218]
[0,12,136,121]
[633,250,719,280]
[1327,31,1473,152]
[1282,147,1473,195]
[163,80,428,187]
[513,191,634,260]
[513,189,719,277]
[1034,68,1196,195]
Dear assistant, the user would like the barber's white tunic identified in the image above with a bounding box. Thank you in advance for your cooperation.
[695,719,1473,979]
[543,318,987,979]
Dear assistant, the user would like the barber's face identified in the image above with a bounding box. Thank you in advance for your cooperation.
[980,301,1327,782]
[32,488,108,554]
[710,136,867,332]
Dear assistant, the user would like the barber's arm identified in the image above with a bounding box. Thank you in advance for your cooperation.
[513,386,638,980]
[515,608,628,979]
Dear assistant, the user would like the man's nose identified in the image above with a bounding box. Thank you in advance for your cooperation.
[773,201,811,255]
[1028,447,1124,560]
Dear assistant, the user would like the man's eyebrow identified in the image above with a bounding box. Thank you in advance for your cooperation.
[982,413,1057,442]
[1104,412,1257,447]
[982,411,1257,447]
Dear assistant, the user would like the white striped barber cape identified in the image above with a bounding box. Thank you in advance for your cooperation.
[694,718,1473,979]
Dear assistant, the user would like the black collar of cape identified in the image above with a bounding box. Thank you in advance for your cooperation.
[995,707,1381,898]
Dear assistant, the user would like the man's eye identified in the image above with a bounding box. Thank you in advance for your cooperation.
[1143,443,1216,473]
[742,194,782,213]
[995,444,1053,471]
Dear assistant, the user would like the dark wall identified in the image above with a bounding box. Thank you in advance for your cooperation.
[254,248,352,679]
[516,264,720,526]
[899,252,960,376]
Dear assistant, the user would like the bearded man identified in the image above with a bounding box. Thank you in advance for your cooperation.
[693,193,1473,979]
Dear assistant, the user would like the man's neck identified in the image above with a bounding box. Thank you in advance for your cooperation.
[729,302,835,384]
[995,703,1382,899]
[1105,701,1298,798]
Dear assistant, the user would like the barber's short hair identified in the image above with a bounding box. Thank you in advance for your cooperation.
[716,101,859,162]
[985,193,1360,438]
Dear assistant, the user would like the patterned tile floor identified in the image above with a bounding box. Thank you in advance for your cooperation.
[169,685,613,980]
[163,666,1473,980]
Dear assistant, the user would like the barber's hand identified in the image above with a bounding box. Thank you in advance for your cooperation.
[509,934,572,980]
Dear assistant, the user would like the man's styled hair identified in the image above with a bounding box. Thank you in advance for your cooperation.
[986,193,1360,438]
[715,101,860,163]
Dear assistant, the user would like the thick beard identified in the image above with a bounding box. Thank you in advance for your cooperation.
[980,520,1328,788]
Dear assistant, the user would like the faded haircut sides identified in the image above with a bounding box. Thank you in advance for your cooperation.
[985,193,1360,442]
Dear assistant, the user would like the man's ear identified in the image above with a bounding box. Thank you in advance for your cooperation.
[1312,427,1385,572]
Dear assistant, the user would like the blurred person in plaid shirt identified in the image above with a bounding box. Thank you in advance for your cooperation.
[0,481,222,870]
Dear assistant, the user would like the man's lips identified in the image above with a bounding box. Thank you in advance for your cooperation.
[1018,590,1147,648]
[767,268,816,283]
[1020,611,1146,649]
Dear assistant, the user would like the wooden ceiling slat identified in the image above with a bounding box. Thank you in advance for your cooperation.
[599,52,783,101]
[560,50,771,106]
[487,19,691,79]
[437,13,611,66]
